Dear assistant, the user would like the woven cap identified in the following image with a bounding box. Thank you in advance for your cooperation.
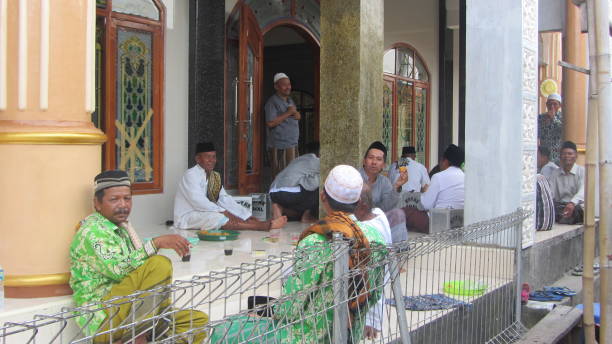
[94,170,131,192]
[324,165,363,204]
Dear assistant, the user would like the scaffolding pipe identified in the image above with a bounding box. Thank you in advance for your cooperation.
[594,0,612,342]
[582,1,598,341]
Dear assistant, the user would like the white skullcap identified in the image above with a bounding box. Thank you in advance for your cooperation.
[273,73,289,84]
[324,165,363,204]
[547,93,562,103]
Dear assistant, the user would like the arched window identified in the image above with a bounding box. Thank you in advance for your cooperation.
[95,0,165,193]
[383,44,430,166]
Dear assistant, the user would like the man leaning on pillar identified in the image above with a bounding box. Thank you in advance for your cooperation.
[69,170,208,343]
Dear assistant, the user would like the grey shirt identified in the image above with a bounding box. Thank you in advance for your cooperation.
[265,94,299,149]
[548,163,585,205]
[359,167,400,212]
[270,153,320,191]
[539,161,558,179]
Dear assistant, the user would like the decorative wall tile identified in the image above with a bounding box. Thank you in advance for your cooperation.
[522,47,537,95]
[522,0,537,44]
[521,151,536,194]
[522,99,537,144]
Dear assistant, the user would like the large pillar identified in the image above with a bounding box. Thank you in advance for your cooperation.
[464,0,538,247]
[188,0,225,170]
[319,0,383,180]
[0,0,105,297]
[562,0,588,163]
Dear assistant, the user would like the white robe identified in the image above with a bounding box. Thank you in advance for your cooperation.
[173,165,251,229]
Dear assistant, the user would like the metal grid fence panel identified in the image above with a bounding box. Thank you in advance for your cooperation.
[0,209,527,344]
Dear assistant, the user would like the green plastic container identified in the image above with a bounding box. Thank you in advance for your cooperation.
[197,230,240,241]
[443,280,488,296]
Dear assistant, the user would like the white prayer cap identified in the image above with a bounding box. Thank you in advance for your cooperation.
[324,165,363,204]
[547,93,562,103]
[273,73,289,84]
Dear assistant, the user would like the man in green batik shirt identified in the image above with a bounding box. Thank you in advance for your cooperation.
[69,170,208,343]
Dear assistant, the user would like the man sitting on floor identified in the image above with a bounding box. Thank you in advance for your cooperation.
[537,145,558,179]
[548,141,584,224]
[388,146,430,193]
[70,170,208,343]
[210,165,387,343]
[270,142,320,223]
[359,141,407,212]
[174,142,287,231]
[403,144,465,233]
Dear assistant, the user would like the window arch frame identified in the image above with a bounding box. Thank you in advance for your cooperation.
[96,0,165,194]
[383,42,431,168]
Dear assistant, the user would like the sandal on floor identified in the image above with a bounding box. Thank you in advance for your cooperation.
[543,286,576,297]
[529,291,564,302]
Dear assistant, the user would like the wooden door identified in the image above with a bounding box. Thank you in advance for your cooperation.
[237,5,263,194]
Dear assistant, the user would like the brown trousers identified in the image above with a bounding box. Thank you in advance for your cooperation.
[269,146,297,176]
[403,207,430,233]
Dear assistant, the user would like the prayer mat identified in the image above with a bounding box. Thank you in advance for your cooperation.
[385,294,470,311]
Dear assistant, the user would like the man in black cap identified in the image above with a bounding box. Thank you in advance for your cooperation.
[388,146,430,193]
[403,144,465,233]
[359,141,407,212]
[174,142,287,231]
[69,170,208,342]
[548,141,584,224]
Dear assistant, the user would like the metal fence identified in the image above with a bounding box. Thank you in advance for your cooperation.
[0,209,528,344]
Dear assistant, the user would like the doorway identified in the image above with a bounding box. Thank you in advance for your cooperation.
[261,25,320,190]
[224,1,320,194]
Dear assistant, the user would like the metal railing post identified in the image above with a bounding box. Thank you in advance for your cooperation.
[332,232,349,344]
[389,247,412,344]
[514,208,524,324]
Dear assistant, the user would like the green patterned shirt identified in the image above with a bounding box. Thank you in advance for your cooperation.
[274,220,386,343]
[69,212,157,335]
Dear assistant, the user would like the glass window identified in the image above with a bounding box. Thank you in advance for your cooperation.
[115,29,154,183]
[382,44,430,165]
[112,0,159,20]
[382,79,394,160]
[96,0,164,192]
[246,0,291,29]
[383,49,395,74]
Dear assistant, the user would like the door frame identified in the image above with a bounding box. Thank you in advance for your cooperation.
[224,1,321,192]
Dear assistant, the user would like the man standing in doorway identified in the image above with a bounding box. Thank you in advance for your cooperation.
[265,73,301,175]
[538,93,564,164]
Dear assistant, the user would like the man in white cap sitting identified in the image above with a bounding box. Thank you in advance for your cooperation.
[538,93,564,164]
[273,165,387,342]
[265,72,301,175]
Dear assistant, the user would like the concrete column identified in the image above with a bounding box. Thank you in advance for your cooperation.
[319,0,383,180]
[464,0,538,247]
[562,0,588,162]
[0,0,105,297]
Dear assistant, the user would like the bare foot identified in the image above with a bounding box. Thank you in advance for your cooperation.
[300,210,318,224]
[271,203,283,219]
[270,216,288,229]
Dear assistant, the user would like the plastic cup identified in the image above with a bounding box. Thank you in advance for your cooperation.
[224,241,233,256]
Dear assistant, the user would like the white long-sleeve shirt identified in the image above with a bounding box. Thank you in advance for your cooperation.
[173,165,251,228]
[359,209,392,331]
[420,166,464,210]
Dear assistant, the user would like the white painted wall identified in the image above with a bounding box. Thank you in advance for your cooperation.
[384,0,440,167]
[130,0,189,228]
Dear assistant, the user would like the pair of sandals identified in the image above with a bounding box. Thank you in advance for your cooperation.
[572,263,600,276]
[529,286,576,302]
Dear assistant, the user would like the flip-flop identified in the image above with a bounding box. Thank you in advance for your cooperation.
[543,286,576,297]
[529,291,563,302]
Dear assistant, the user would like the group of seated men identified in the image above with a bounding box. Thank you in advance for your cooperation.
[536,140,585,229]
[68,138,466,342]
